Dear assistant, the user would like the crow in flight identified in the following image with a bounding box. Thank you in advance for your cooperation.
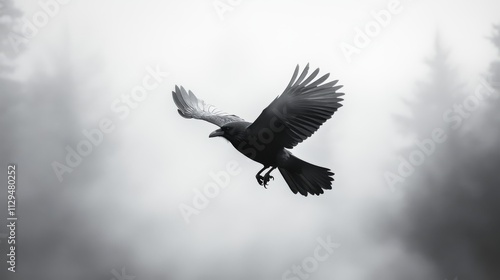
[172,64,344,196]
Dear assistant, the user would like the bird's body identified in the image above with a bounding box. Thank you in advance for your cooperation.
[172,64,344,196]
[217,121,286,166]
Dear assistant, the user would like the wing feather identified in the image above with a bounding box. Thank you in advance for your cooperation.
[292,63,310,87]
[172,85,244,127]
[247,64,345,149]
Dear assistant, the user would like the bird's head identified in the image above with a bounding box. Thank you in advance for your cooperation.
[209,123,245,142]
[208,127,225,138]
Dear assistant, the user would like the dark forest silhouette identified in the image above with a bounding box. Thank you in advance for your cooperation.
[382,26,500,280]
[1,4,120,278]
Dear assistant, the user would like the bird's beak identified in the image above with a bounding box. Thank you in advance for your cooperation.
[209,128,224,138]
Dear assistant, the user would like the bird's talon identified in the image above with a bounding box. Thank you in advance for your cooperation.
[263,174,274,184]
[256,175,264,186]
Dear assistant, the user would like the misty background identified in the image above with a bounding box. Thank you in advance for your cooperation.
[1,0,499,279]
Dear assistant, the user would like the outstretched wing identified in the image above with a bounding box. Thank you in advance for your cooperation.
[247,64,344,149]
[172,85,245,127]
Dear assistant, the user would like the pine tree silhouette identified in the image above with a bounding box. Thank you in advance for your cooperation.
[392,28,500,279]
[395,34,461,138]
[389,34,464,193]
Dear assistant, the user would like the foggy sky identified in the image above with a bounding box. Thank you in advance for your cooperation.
[1,0,500,279]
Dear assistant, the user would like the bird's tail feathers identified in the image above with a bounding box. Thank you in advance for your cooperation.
[279,155,334,196]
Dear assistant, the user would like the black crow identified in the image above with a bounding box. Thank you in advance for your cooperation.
[172,64,344,196]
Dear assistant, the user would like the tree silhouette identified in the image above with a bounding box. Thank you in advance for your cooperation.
[388,34,464,193]
[0,25,120,278]
[387,28,500,280]
[395,34,462,138]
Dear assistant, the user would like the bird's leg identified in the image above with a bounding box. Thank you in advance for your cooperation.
[262,166,276,187]
[256,166,270,186]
